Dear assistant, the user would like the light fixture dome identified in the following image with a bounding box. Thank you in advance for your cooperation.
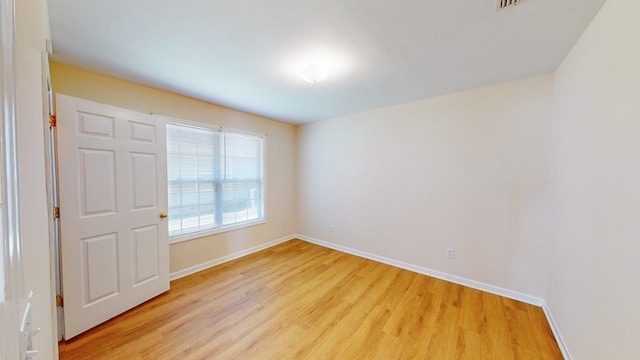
[300,64,330,83]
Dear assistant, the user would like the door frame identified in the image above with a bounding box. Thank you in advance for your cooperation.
[41,47,64,341]
[0,0,26,357]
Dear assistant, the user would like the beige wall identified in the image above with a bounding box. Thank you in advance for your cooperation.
[549,0,640,358]
[15,0,57,358]
[50,63,298,274]
[297,75,554,298]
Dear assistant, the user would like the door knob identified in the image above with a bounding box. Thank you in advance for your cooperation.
[159,212,168,219]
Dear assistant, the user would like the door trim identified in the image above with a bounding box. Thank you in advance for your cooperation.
[0,0,26,357]
[41,49,64,341]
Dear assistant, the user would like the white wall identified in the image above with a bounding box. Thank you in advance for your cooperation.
[298,74,554,298]
[15,0,57,358]
[548,0,640,358]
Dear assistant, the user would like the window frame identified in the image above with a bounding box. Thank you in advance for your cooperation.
[162,116,267,244]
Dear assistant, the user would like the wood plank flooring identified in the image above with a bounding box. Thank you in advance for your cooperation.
[58,239,563,359]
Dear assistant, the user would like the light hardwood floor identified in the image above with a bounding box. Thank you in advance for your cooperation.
[59,239,563,359]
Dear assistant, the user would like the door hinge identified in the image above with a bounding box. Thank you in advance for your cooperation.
[56,295,63,308]
[53,206,60,219]
[49,114,57,127]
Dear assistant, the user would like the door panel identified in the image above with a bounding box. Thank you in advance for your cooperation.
[132,225,160,285]
[131,153,158,209]
[83,233,119,304]
[80,149,117,215]
[57,94,168,339]
[77,111,115,138]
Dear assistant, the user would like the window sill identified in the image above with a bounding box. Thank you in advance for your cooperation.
[168,219,266,245]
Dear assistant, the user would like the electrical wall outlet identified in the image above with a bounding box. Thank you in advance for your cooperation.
[328,224,335,233]
[446,248,455,259]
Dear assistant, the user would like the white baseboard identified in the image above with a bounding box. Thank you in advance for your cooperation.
[542,302,572,360]
[169,234,296,281]
[295,234,544,307]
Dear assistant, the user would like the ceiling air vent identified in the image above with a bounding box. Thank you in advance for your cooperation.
[498,0,521,10]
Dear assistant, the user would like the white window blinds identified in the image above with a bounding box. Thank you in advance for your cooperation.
[167,123,264,238]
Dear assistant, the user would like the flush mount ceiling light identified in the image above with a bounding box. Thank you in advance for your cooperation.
[300,64,330,83]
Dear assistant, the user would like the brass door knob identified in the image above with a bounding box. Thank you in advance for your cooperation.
[159,212,168,219]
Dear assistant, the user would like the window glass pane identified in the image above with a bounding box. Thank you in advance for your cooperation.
[222,133,262,181]
[181,183,199,207]
[221,181,260,225]
[167,153,180,180]
[197,156,214,180]
[168,207,181,234]
[181,207,200,230]
[199,182,215,204]
[179,154,197,180]
[198,143,215,157]
[179,142,197,155]
[168,183,181,207]
[199,205,215,227]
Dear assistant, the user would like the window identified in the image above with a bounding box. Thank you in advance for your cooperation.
[167,123,264,239]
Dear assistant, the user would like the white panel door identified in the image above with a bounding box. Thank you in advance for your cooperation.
[56,94,169,339]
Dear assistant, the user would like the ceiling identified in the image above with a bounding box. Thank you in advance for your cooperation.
[47,0,606,124]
